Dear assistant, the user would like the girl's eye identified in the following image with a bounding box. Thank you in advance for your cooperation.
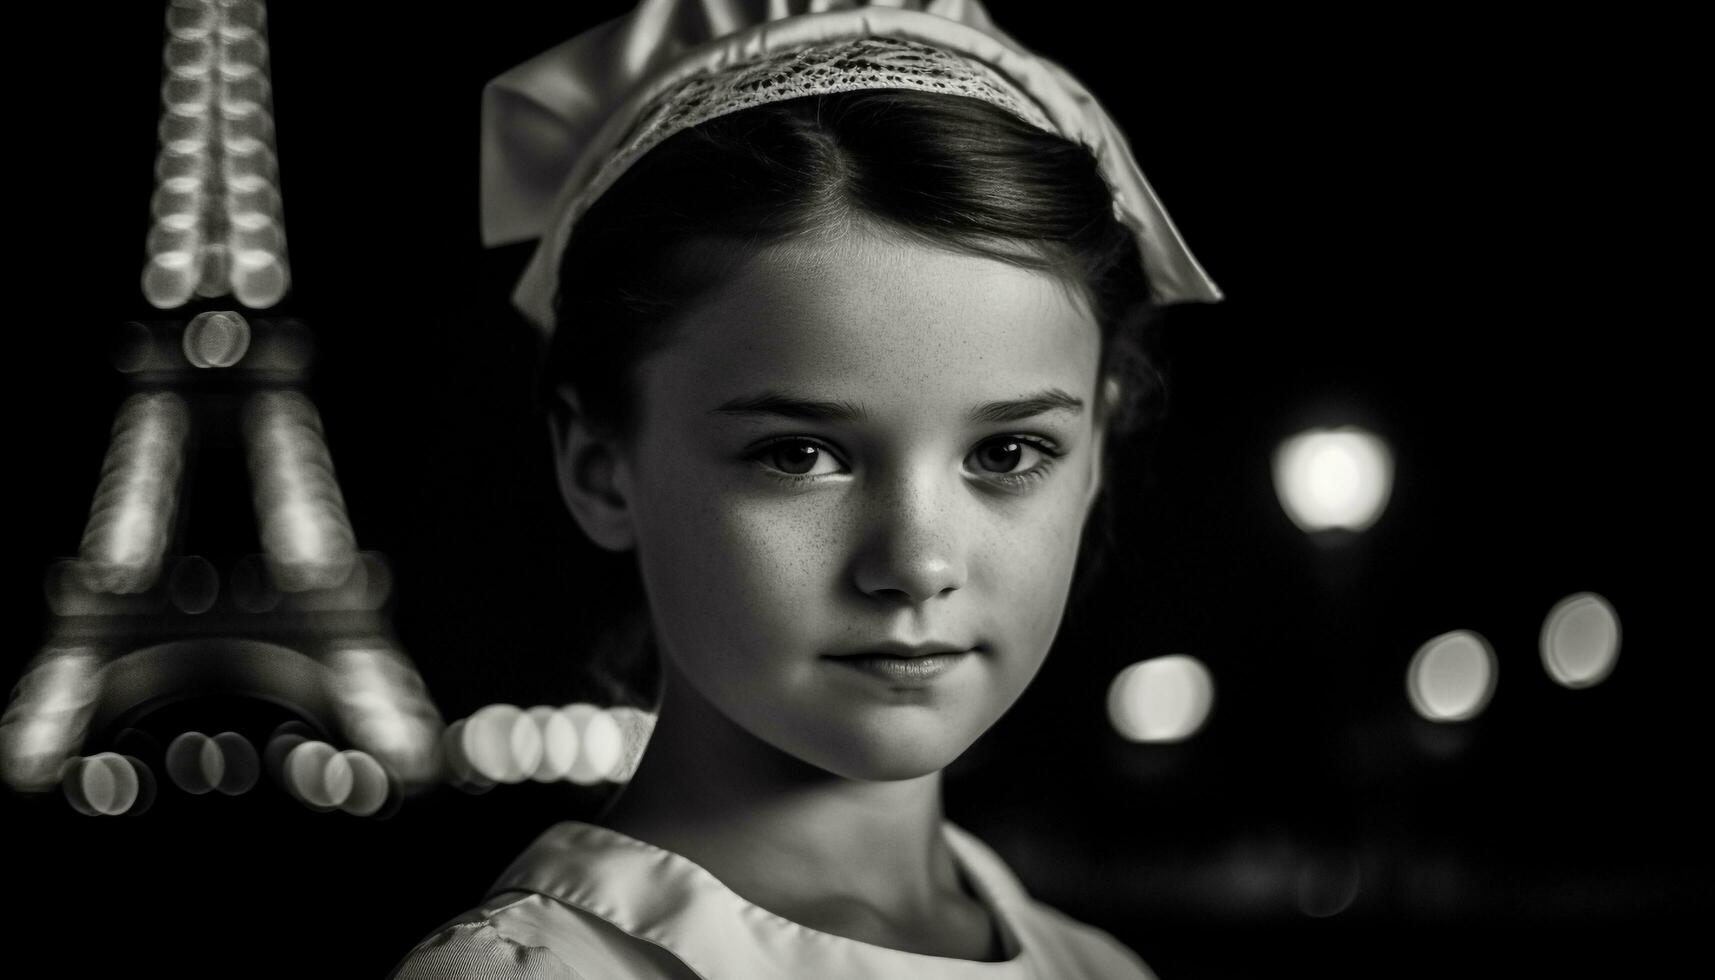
[751,439,846,481]
[967,436,1063,488]
[747,435,1064,488]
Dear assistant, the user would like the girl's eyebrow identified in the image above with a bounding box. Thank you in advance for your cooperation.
[710,388,1084,424]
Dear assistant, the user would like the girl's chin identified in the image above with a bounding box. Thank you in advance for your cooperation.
[785,727,978,783]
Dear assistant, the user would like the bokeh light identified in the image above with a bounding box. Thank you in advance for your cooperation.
[232,249,290,308]
[145,220,201,268]
[166,0,215,41]
[0,646,104,793]
[528,705,578,782]
[148,0,288,310]
[263,720,313,791]
[321,750,354,806]
[228,209,282,254]
[1272,427,1394,533]
[1107,655,1216,743]
[323,645,442,792]
[183,309,251,368]
[143,252,199,309]
[165,731,224,794]
[283,739,341,809]
[463,704,540,785]
[86,753,142,815]
[62,753,142,816]
[212,731,259,795]
[336,750,389,817]
[1541,592,1621,689]
[437,704,659,788]
[241,391,358,592]
[1407,630,1497,722]
[77,392,190,594]
[561,704,625,785]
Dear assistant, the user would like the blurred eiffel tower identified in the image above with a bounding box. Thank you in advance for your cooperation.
[0,0,443,815]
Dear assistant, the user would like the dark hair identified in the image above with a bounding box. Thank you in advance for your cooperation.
[536,90,1169,708]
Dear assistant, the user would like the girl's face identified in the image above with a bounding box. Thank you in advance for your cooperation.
[603,231,1107,781]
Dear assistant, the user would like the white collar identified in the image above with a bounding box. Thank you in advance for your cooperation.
[485,819,1042,979]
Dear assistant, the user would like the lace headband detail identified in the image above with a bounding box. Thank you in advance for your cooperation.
[482,1,1224,336]
[603,36,1051,195]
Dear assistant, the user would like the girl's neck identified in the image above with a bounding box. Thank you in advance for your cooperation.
[596,662,966,924]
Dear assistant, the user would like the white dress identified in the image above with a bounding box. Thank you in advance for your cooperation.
[388,820,1158,979]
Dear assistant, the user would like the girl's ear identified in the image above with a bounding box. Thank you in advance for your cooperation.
[547,384,637,553]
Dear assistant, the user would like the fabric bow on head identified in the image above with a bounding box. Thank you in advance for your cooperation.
[481,0,1224,336]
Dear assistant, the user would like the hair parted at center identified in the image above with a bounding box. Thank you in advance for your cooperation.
[536,89,1170,710]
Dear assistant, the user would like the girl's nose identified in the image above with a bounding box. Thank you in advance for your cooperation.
[850,464,969,605]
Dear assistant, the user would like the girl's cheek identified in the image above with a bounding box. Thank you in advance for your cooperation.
[706,503,829,593]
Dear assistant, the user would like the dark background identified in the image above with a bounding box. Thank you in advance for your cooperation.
[4,3,1695,977]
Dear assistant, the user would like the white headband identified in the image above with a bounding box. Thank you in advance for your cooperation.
[481,0,1224,337]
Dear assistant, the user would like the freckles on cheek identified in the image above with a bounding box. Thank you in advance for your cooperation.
[718,495,838,601]
[643,480,841,647]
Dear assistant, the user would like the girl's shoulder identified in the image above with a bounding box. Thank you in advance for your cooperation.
[944,822,1162,980]
[1007,898,1162,980]
[390,822,1159,980]
[385,890,699,980]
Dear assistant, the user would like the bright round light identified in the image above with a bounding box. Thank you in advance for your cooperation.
[562,704,625,784]
[527,705,577,782]
[212,732,259,795]
[165,2,215,41]
[88,753,142,815]
[143,251,198,309]
[1407,630,1497,722]
[183,310,251,368]
[463,704,540,784]
[1107,655,1216,743]
[1272,427,1394,533]
[1541,592,1621,689]
[62,754,141,816]
[283,740,340,808]
[337,750,389,817]
[232,250,289,309]
[321,751,355,807]
[165,731,224,794]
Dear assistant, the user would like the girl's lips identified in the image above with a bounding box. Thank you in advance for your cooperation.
[825,650,972,684]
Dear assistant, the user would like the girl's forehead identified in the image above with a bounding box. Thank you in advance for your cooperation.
[646,233,1102,403]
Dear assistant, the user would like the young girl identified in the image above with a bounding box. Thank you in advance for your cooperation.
[394,1,1220,976]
